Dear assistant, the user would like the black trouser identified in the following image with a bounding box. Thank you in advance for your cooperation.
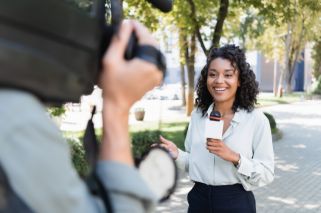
[187,182,256,213]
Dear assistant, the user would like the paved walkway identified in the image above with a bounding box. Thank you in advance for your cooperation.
[156,100,321,213]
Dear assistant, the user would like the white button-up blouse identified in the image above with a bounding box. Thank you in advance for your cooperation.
[176,104,275,191]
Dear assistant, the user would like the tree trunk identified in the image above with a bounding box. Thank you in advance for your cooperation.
[187,0,229,55]
[285,20,305,94]
[179,30,187,106]
[286,46,295,94]
[286,48,299,94]
[187,0,208,56]
[278,23,292,97]
[277,70,284,97]
[186,33,196,116]
[212,0,229,48]
[180,63,186,106]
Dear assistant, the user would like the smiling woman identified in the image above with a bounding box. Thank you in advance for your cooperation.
[159,44,275,213]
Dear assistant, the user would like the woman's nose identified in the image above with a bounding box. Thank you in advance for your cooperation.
[214,74,224,83]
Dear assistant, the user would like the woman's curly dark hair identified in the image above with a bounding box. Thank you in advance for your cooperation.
[195,44,259,116]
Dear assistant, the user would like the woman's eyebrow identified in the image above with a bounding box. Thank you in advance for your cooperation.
[208,69,217,72]
[224,69,235,72]
[208,68,235,72]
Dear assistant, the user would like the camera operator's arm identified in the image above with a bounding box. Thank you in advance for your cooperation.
[96,21,162,212]
[99,20,161,164]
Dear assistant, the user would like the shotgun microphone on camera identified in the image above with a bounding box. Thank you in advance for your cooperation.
[146,0,173,13]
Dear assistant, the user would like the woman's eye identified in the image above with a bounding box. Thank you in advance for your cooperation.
[225,74,233,78]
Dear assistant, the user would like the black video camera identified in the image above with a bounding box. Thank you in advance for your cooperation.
[0,0,171,105]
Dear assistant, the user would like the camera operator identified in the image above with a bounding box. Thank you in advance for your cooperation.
[0,20,162,212]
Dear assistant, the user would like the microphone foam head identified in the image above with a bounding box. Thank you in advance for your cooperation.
[209,111,221,121]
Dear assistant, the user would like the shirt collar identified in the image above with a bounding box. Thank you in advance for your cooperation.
[231,109,247,126]
[206,103,215,117]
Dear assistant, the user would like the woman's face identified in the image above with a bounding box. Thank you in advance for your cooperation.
[206,57,240,106]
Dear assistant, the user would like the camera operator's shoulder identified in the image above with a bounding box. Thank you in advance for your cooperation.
[0,89,67,153]
[0,89,55,134]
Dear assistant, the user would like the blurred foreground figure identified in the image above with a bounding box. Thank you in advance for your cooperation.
[0,20,162,213]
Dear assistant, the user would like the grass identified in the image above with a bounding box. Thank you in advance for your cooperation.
[256,92,304,107]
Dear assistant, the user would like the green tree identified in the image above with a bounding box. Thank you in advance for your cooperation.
[123,0,202,115]
[186,0,229,55]
[168,0,231,115]
[311,38,321,80]
[240,0,321,95]
[172,0,198,115]
[123,0,160,31]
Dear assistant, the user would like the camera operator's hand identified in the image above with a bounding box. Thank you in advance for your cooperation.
[100,20,161,111]
[99,21,162,165]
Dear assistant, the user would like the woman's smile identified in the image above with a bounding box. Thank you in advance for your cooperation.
[214,87,227,92]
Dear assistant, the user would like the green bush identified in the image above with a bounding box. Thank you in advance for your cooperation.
[312,39,321,80]
[67,130,162,176]
[67,138,89,178]
[131,130,161,158]
[263,112,277,131]
[312,75,321,95]
[48,106,66,117]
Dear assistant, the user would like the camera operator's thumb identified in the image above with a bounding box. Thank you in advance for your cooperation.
[100,20,162,110]
[103,20,133,62]
[131,20,158,47]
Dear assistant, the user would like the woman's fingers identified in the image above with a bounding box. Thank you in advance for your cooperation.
[206,140,222,147]
[206,140,224,154]
[159,135,171,144]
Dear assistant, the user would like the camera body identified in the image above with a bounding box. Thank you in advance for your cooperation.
[0,0,107,104]
[0,0,169,105]
[0,0,172,105]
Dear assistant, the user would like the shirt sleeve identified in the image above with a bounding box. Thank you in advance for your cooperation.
[236,112,275,191]
[0,93,156,213]
[96,161,157,213]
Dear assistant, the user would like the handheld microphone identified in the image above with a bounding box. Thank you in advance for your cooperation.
[205,110,224,140]
[146,0,173,13]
